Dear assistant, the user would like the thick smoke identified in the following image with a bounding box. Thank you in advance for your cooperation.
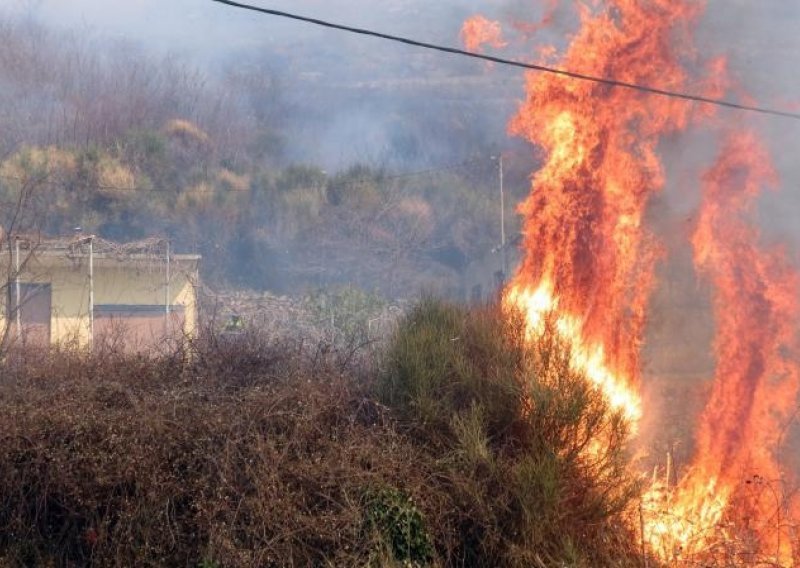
[15,1,799,173]
[700,1,800,247]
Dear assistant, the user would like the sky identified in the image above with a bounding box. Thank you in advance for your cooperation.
[10,0,800,96]
[6,0,490,59]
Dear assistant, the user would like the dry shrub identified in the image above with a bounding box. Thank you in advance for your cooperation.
[216,169,250,193]
[0,146,77,184]
[0,301,645,567]
[0,338,436,567]
[177,182,215,212]
[164,119,211,147]
[96,156,136,192]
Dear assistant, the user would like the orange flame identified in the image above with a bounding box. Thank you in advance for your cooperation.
[483,0,800,564]
[643,133,800,563]
[505,0,710,435]
[505,282,642,427]
[460,15,507,52]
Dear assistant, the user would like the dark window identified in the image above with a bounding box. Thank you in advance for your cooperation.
[7,283,52,346]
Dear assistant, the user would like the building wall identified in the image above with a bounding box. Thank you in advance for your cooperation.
[0,253,198,349]
[92,261,198,345]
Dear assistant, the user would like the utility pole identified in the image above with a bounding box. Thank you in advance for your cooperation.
[491,155,507,279]
[165,240,171,339]
[88,235,94,351]
[14,237,21,340]
[499,154,506,278]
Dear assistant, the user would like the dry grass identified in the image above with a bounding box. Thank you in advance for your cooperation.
[216,169,251,193]
[0,301,645,567]
[96,156,136,192]
[164,119,211,146]
[0,341,433,566]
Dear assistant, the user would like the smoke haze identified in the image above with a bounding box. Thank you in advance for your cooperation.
[1,0,799,296]
[9,1,800,171]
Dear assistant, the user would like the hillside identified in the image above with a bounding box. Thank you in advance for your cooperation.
[0,12,534,301]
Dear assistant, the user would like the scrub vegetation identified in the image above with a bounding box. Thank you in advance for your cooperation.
[0,300,643,567]
[0,14,528,299]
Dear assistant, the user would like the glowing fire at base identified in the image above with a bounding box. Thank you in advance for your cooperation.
[639,133,800,566]
[642,475,731,561]
[503,281,738,561]
[505,282,642,428]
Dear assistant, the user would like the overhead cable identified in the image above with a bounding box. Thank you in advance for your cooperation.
[209,0,800,121]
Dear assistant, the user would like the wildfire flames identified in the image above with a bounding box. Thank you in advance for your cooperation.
[505,282,643,427]
[460,15,507,53]
[466,0,800,564]
[643,133,800,564]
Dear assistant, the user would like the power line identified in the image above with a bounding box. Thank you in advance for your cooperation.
[210,0,800,122]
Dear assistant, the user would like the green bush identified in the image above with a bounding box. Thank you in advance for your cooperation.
[379,299,642,567]
[326,164,384,208]
[379,297,523,443]
[363,487,433,567]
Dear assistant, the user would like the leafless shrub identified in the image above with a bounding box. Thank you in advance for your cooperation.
[0,302,648,567]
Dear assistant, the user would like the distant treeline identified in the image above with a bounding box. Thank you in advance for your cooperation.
[0,13,534,298]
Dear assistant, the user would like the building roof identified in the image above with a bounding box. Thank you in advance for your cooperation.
[12,234,201,264]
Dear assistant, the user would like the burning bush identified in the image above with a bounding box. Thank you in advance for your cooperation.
[380,299,642,566]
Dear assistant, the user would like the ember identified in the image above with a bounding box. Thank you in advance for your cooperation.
[460,15,507,53]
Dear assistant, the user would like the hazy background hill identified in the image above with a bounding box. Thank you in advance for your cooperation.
[1,0,799,300]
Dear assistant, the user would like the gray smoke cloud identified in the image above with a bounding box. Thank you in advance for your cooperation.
[6,0,524,170]
[699,1,800,246]
[6,0,800,234]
